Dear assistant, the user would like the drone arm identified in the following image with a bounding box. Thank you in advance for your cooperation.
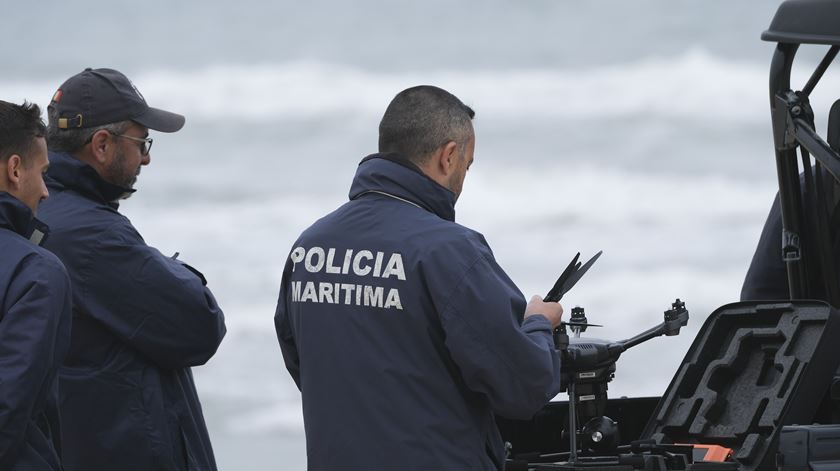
[614,323,668,352]
[612,300,689,353]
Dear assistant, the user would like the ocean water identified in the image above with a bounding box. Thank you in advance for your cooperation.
[3,0,839,469]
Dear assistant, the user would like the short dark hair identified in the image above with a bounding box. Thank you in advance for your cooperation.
[0,100,47,166]
[378,86,475,165]
[46,106,130,154]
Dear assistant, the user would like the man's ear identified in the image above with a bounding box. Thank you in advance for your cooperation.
[5,155,23,187]
[438,141,458,176]
[89,129,113,164]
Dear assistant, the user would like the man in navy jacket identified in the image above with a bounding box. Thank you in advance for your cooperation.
[37,69,226,471]
[275,86,564,470]
[0,100,71,470]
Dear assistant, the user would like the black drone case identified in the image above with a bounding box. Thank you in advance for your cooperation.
[641,301,840,471]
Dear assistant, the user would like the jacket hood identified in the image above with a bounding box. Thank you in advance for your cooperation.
[46,151,134,206]
[348,153,457,222]
[0,192,49,244]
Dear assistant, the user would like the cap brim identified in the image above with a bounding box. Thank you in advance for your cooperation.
[132,107,185,133]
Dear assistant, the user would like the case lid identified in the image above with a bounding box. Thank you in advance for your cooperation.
[641,301,840,471]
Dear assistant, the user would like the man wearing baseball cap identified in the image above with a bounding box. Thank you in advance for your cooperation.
[38,68,226,471]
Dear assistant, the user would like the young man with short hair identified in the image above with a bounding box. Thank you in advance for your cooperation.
[0,100,71,471]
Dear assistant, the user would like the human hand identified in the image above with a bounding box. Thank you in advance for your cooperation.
[524,295,563,328]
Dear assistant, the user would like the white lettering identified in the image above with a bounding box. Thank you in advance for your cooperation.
[342,249,353,275]
[341,283,355,304]
[318,282,334,304]
[384,289,403,310]
[289,247,408,310]
[305,247,325,272]
[381,253,406,280]
[325,248,341,274]
[364,285,384,307]
[290,281,403,311]
[301,282,317,302]
[290,247,306,272]
[373,252,384,277]
[296,247,407,281]
[353,250,373,276]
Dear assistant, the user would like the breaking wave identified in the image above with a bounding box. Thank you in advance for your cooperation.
[3,50,818,123]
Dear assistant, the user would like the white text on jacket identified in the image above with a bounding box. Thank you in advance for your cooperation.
[289,247,405,310]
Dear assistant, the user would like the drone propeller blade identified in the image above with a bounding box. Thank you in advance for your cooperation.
[556,251,603,299]
[563,321,603,328]
[544,252,580,302]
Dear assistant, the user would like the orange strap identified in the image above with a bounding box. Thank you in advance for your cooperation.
[676,444,733,462]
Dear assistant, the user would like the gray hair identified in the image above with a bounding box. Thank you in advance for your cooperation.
[46,106,130,154]
[378,86,475,165]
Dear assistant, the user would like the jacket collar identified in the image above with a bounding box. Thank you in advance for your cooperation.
[349,153,456,222]
[46,151,134,207]
[0,192,49,245]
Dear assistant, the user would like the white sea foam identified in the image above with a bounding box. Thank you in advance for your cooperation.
[129,161,777,287]
[9,50,837,124]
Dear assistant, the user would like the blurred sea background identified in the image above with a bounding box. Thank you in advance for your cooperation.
[5,0,840,469]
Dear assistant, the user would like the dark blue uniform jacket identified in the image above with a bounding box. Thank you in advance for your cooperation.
[0,192,71,471]
[38,152,227,471]
[741,195,789,301]
[742,172,840,302]
[275,154,562,471]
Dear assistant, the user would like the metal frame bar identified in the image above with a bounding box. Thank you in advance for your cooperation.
[802,46,839,97]
[769,44,840,303]
[794,119,840,180]
[770,43,806,298]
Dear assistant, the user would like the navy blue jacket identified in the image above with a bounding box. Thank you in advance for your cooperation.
[275,154,562,471]
[38,152,226,471]
[0,192,71,471]
[741,195,789,301]
[742,173,840,302]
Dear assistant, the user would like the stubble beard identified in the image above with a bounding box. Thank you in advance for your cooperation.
[105,148,140,194]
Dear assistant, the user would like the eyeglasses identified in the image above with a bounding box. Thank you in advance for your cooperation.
[108,131,153,156]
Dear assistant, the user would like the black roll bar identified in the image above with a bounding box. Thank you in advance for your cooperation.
[769,44,840,305]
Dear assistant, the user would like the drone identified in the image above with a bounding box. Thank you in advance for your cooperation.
[539,251,689,466]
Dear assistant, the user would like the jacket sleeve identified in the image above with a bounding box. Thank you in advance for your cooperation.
[0,254,70,467]
[79,222,226,370]
[274,259,301,390]
[437,254,562,420]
